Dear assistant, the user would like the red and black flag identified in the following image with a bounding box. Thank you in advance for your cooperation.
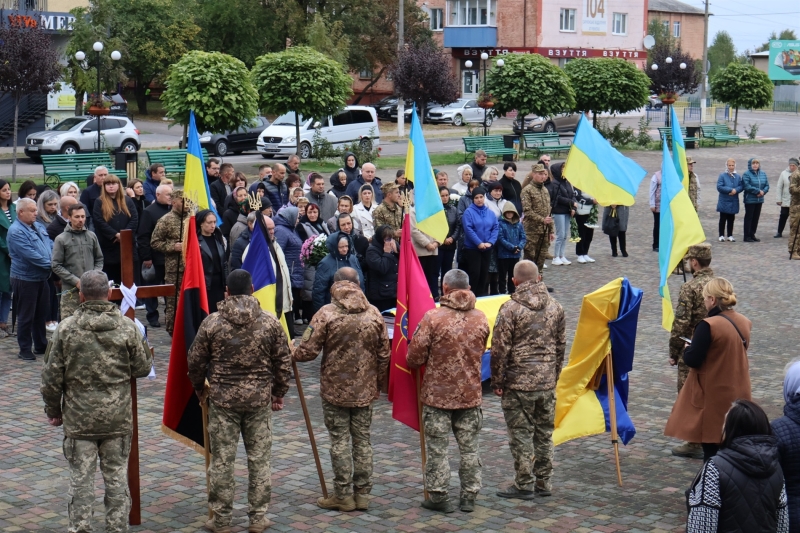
[161,216,209,453]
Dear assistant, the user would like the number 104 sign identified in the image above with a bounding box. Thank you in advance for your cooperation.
[583,0,607,35]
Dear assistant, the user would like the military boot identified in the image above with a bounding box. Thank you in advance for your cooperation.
[248,516,272,532]
[496,485,536,500]
[672,442,704,459]
[459,496,475,512]
[534,479,552,497]
[354,493,369,511]
[317,494,356,512]
[204,518,232,533]
[421,498,455,513]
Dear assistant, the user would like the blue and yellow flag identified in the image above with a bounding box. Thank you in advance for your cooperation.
[564,115,647,206]
[404,105,447,242]
[670,107,689,192]
[185,111,219,223]
[659,141,705,330]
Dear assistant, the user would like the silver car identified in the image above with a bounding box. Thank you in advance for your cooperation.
[427,99,494,126]
[24,116,140,162]
[512,112,581,134]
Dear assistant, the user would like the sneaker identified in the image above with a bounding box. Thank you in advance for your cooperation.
[542,263,547,269]
[354,493,369,510]
[421,498,455,513]
[584,255,595,263]
[728,236,735,242]
[577,255,587,264]
[496,485,536,500]
[0,328,8,339]
[774,233,783,238]
[560,257,571,265]
[204,518,232,533]
[317,494,356,512]
[534,480,552,497]
[294,318,304,325]
[551,257,563,266]
[248,517,272,533]
[459,497,475,512]
[46,322,58,332]
[718,236,725,242]
[18,351,36,361]
[672,442,704,459]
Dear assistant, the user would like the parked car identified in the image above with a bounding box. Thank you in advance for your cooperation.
[24,116,140,162]
[389,101,440,123]
[427,99,493,126]
[371,96,400,120]
[647,94,664,109]
[512,112,581,134]
[181,116,271,156]
[256,106,380,160]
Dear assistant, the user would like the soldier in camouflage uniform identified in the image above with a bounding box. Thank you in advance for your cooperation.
[187,269,292,533]
[789,163,800,258]
[490,260,566,499]
[407,269,490,514]
[372,182,403,239]
[150,189,190,336]
[41,270,152,533]
[687,156,699,212]
[294,267,390,512]
[668,242,714,459]
[521,164,555,279]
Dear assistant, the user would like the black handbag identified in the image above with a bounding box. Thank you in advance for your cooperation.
[603,207,620,237]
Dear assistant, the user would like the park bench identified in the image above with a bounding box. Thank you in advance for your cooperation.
[462,136,517,161]
[145,148,210,177]
[700,124,740,147]
[521,132,572,158]
[41,153,127,188]
[657,126,699,146]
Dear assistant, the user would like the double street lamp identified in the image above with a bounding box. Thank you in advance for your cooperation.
[650,56,686,127]
[75,42,122,152]
[465,53,504,136]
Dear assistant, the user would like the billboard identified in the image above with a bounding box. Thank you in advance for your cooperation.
[769,40,800,81]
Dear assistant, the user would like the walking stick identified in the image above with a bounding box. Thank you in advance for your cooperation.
[200,392,212,519]
[415,369,429,501]
[292,360,328,498]
[605,354,623,486]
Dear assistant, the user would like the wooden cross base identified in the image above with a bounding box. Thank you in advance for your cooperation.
[108,229,176,525]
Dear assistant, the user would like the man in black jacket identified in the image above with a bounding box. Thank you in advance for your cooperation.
[47,195,77,241]
[210,163,234,211]
[79,166,108,231]
[137,184,173,327]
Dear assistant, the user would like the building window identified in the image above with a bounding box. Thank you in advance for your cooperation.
[560,8,576,32]
[558,58,576,68]
[359,68,373,79]
[447,0,497,26]
[612,13,627,35]
[430,8,444,31]
[662,20,669,33]
[673,21,681,38]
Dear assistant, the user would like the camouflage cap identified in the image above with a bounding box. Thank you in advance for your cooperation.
[381,181,399,194]
[531,163,547,173]
[686,156,696,164]
[170,188,184,200]
[686,242,711,261]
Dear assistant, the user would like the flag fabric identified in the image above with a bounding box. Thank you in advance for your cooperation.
[659,140,706,330]
[404,105,448,243]
[553,277,642,446]
[564,114,647,206]
[670,107,689,191]
[184,111,219,223]
[387,214,435,431]
[161,217,209,453]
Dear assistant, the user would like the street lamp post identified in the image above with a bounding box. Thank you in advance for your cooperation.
[465,53,504,136]
[75,42,121,152]
[650,57,686,127]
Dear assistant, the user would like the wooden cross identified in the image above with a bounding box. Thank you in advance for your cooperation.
[109,229,175,526]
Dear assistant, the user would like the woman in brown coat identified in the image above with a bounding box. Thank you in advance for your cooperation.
[664,278,752,461]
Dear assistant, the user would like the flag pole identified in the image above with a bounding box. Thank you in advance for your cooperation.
[605,353,623,486]
[415,368,428,500]
[292,360,328,498]
[200,393,212,519]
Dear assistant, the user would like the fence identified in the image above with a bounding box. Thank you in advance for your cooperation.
[645,105,730,125]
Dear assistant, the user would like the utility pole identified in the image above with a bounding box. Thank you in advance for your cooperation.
[396,0,405,138]
[700,0,709,122]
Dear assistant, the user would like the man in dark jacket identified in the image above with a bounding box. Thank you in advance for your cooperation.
[364,225,398,312]
[205,158,220,184]
[210,163,234,212]
[79,166,108,231]
[345,163,383,204]
[306,173,338,222]
[137,184,173,327]
[47,195,76,241]
[250,163,289,210]
[470,150,487,182]
[143,163,164,204]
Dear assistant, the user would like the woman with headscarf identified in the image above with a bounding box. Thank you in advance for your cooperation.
[329,151,360,186]
[312,232,365,312]
[328,170,349,200]
[196,209,228,313]
[453,165,474,196]
[296,203,330,242]
[772,359,800,532]
[222,186,250,242]
[93,174,138,284]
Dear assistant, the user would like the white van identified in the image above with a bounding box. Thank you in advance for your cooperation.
[257,106,380,160]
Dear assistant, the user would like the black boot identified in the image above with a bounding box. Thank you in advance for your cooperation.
[421,498,455,513]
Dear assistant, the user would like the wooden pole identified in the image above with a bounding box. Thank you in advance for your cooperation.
[415,369,428,500]
[605,354,623,486]
[200,396,212,519]
[292,361,328,498]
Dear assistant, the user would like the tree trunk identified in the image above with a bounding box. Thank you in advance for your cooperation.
[733,107,739,135]
[351,66,388,105]
[593,111,597,128]
[295,113,301,156]
[134,80,149,115]
[75,94,84,116]
[182,123,188,156]
[12,96,19,183]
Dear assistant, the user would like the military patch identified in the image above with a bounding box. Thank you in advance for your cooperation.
[675,303,686,319]
[302,326,314,342]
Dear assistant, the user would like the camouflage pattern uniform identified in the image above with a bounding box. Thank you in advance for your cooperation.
[372,199,403,237]
[294,281,390,499]
[789,168,800,257]
[51,225,104,319]
[407,289,490,504]
[187,294,291,530]
[688,171,699,212]
[40,300,152,533]
[150,191,190,336]
[521,177,554,276]
[490,280,566,493]
[669,244,714,392]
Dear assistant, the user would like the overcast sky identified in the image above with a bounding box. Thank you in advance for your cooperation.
[690,0,800,55]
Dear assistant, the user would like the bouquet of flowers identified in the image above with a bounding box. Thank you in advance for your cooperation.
[300,234,328,267]
[448,193,460,208]
[585,204,600,229]
[569,216,582,243]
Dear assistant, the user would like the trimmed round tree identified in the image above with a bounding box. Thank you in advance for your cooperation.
[710,63,773,134]
[161,50,259,136]
[251,46,353,157]
[646,42,699,98]
[483,53,576,126]
[565,58,650,127]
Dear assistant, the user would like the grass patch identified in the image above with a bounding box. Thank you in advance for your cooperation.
[300,151,545,175]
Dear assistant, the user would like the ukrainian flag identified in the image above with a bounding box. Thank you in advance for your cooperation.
[670,107,689,191]
[404,105,447,242]
[564,115,647,206]
[185,111,219,222]
[658,140,705,330]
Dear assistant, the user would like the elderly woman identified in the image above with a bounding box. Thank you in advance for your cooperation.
[460,186,498,297]
[453,165,474,196]
[716,158,743,242]
[59,181,80,199]
[352,184,376,240]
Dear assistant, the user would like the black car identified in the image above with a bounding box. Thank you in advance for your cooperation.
[371,96,400,120]
[188,117,271,156]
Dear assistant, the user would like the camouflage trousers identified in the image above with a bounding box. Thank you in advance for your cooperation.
[63,435,131,533]
[523,232,549,278]
[207,401,272,528]
[789,206,800,256]
[60,288,81,320]
[422,405,482,502]
[501,389,555,492]
[321,399,374,497]
[163,271,183,336]
[677,357,690,392]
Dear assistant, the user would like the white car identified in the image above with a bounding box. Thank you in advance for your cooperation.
[426,98,493,126]
[256,106,380,160]
[24,116,140,162]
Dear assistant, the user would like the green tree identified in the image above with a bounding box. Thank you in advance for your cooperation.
[251,47,353,158]
[564,58,650,127]
[161,51,258,143]
[756,29,798,52]
[710,63,773,133]
[483,53,575,123]
[707,31,737,78]
[305,15,350,67]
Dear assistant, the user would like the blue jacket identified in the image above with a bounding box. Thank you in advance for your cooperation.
[229,227,250,270]
[772,397,800,533]
[7,219,52,281]
[497,204,526,259]
[313,232,365,312]
[716,171,743,214]
[462,203,499,250]
[742,158,770,204]
[273,207,304,289]
[345,176,383,205]
[143,171,160,204]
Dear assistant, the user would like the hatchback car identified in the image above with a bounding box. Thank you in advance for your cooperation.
[24,116,140,162]
[193,117,270,156]
[512,112,580,134]
[426,99,493,126]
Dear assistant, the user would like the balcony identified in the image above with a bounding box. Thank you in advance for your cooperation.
[444,26,498,48]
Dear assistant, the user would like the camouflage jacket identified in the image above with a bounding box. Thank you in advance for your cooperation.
[490,280,566,392]
[669,267,715,362]
[150,209,190,274]
[407,289,489,410]
[187,294,292,410]
[41,301,152,439]
[688,171,699,211]
[790,169,800,208]
[294,281,390,407]
[521,183,554,235]
[372,201,403,234]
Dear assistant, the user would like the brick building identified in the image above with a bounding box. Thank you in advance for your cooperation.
[647,0,705,59]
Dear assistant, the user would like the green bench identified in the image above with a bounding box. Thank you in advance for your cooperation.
[521,132,572,157]
[462,136,517,161]
[145,148,210,177]
[41,154,128,188]
[700,124,740,146]
[657,126,699,146]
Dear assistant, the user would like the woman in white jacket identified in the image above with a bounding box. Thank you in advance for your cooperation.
[775,157,797,238]
[352,183,377,240]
